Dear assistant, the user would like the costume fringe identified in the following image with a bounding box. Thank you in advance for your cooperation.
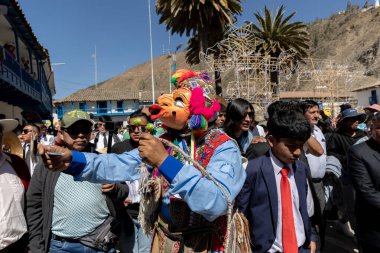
[138,165,161,235]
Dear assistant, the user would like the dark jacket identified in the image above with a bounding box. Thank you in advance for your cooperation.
[26,160,129,253]
[110,139,136,155]
[327,129,366,170]
[236,152,316,253]
[348,138,380,248]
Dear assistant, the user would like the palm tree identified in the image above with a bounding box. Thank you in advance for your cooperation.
[156,0,243,95]
[247,5,310,94]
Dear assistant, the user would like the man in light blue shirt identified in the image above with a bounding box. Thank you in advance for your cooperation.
[39,69,246,252]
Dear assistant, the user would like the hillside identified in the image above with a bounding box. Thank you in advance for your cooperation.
[62,6,380,100]
[308,7,380,78]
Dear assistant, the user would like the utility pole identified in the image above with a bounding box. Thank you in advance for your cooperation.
[93,45,98,89]
[148,0,155,104]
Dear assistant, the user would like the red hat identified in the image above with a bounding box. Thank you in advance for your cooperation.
[364,104,380,112]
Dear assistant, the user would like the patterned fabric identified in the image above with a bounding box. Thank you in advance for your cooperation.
[51,173,109,238]
[153,129,231,253]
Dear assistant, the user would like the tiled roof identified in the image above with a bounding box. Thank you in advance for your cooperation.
[279,91,350,99]
[350,81,380,92]
[55,89,169,103]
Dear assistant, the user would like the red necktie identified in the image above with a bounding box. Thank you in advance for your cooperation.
[280,167,298,253]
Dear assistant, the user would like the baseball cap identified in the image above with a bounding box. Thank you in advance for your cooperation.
[60,110,93,128]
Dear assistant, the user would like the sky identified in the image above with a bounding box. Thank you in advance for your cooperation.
[17,0,367,99]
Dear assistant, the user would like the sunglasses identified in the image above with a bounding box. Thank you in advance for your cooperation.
[22,129,33,134]
[61,127,92,136]
[244,112,255,118]
[128,125,147,132]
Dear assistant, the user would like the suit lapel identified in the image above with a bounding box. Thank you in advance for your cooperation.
[261,153,278,232]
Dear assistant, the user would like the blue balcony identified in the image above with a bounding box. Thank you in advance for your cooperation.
[0,46,52,117]
[56,106,135,119]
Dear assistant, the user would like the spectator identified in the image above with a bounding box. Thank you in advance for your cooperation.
[94,116,121,153]
[327,108,367,236]
[300,100,326,211]
[26,109,128,253]
[250,104,266,137]
[37,123,55,145]
[236,110,316,253]
[19,123,40,175]
[3,42,16,59]
[215,103,226,128]
[348,112,380,252]
[224,98,254,155]
[21,57,30,72]
[111,109,152,253]
[0,119,30,252]
[318,109,334,135]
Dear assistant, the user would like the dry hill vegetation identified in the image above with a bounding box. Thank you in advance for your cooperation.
[68,6,380,98]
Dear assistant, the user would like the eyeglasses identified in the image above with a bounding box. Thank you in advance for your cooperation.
[61,127,92,136]
[128,125,147,132]
[244,112,255,118]
[22,129,33,134]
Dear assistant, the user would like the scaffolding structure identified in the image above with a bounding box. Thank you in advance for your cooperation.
[200,24,364,112]
[200,24,300,106]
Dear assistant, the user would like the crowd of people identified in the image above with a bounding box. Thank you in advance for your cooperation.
[1,69,380,253]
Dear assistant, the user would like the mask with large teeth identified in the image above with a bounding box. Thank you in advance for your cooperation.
[149,69,220,132]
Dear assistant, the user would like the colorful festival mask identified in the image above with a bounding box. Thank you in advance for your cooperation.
[149,69,221,132]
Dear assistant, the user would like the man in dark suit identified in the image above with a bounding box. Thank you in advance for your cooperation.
[348,112,380,252]
[237,110,316,253]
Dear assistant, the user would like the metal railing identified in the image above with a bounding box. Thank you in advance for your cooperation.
[56,106,136,118]
[0,45,52,113]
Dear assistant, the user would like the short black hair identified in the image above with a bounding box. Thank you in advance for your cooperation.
[267,100,302,119]
[25,123,40,133]
[300,100,319,114]
[267,110,311,143]
[98,115,112,123]
[129,109,151,123]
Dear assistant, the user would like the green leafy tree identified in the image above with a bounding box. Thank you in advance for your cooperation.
[156,0,243,95]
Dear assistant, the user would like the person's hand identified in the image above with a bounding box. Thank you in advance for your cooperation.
[123,199,132,207]
[138,133,168,167]
[251,136,267,144]
[37,144,72,172]
[101,183,115,193]
[141,106,151,117]
[310,241,317,253]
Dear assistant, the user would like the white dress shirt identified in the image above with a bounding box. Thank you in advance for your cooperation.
[95,132,118,151]
[40,134,55,145]
[0,153,28,250]
[268,150,307,253]
[304,125,327,179]
[22,143,38,176]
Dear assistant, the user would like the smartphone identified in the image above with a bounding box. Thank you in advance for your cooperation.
[47,152,64,156]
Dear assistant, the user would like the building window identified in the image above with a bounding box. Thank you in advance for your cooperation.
[97,101,107,114]
[117,101,123,112]
[370,90,378,105]
[79,102,86,111]
[57,105,63,118]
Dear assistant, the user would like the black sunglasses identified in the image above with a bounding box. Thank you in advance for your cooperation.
[61,127,92,136]
[244,112,255,118]
[22,129,33,134]
[128,125,147,132]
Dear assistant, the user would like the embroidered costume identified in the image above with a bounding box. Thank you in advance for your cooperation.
[66,70,248,253]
